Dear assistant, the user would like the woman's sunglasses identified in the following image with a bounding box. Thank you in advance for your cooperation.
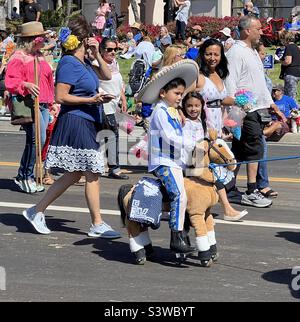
[105,47,117,53]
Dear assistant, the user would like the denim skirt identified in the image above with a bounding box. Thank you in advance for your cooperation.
[45,113,105,174]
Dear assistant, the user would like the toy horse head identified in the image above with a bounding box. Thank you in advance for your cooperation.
[187,129,236,181]
[206,129,237,172]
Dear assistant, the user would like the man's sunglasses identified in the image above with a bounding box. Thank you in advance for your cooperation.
[105,47,117,52]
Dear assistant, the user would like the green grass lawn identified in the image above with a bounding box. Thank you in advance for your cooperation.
[266,47,284,85]
[117,57,134,84]
[266,47,300,102]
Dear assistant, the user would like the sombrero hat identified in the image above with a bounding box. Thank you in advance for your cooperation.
[137,59,199,104]
[16,22,49,37]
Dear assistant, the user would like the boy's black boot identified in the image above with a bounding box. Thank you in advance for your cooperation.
[170,230,195,253]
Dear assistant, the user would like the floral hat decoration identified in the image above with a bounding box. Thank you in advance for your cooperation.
[58,27,81,51]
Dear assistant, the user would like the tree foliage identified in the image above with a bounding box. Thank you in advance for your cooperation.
[40,3,81,28]
[130,0,140,23]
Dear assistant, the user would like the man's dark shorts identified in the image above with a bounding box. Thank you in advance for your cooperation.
[231,111,264,161]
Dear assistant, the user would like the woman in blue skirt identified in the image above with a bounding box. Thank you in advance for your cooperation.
[22,16,121,238]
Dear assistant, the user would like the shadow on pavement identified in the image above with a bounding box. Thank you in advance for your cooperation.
[275,231,300,245]
[0,212,33,233]
[73,238,191,268]
[0,213,86,236]
[46,216,86,236]
[0,178,21,192]
[262,268,300,299]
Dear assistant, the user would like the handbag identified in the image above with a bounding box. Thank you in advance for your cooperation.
[257,108,272,124]
[10,94,34,125]
[11,57,40,125]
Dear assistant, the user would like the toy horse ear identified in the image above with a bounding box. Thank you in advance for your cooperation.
[191,140,207,167]
[208,128,218,141]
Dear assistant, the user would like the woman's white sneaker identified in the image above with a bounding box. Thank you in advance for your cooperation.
[88,222,121,239]
[22,206,51,235]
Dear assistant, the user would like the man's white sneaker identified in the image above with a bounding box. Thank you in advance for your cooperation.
[241,189,272,208]
[22,206,51,235]
[28,179,45,193]
[14,178,35,193]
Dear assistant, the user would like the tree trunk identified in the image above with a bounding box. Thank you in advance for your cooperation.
[57,0,63,10]
[66,0,73,17]
[0,2,6,31]
[130,0,141,23]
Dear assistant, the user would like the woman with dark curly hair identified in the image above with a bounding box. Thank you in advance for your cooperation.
[195,38,248,221]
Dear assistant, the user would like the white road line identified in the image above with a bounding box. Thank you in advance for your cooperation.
[0,202,119,216]
[1,201,300,230]
[214,219,300,230]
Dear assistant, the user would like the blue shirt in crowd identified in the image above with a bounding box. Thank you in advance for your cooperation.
[273,95,298,118]
[56,55,103,123]
[134,32,142,43]
[284,21,300,31]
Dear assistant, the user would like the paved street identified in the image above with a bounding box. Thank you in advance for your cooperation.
[0,123,300,302]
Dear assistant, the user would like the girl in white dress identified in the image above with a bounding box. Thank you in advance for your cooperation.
[182,91,248,221]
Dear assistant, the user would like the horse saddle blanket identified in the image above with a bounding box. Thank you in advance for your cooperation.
[129,177,163,229]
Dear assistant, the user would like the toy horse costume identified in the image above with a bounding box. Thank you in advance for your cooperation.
[118,60,237,266]
[119,130,236,266]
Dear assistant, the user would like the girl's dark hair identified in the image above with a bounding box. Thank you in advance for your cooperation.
[182,91,207,134]
[196,38,229,79]
[67,15,92,42]
[162,78,186,92]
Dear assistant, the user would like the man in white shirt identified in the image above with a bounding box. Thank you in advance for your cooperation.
[225,16,285,208]
[134,39,155,70]
[174,0,191,41]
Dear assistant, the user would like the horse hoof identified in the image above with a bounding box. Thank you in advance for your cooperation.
[144,243,154,260]
[210,245,219,262]
[199,258,213,267]
[133,248,146,265]
[175,252,187,265]
[198,250,213,267]
[211,253,219,262]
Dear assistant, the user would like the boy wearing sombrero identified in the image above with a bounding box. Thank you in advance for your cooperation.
[137,60,198,253]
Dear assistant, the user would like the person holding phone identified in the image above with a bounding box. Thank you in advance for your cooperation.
[97,37,129,180]
[22,16,121,239]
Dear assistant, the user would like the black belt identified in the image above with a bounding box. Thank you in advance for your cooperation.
[206,99,222,108]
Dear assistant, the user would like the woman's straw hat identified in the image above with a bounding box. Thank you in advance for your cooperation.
[131,22,142,30]
[136,59,199,104]
[16,21,49,37]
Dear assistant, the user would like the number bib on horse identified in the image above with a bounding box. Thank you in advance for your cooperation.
[128,177,163,229]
